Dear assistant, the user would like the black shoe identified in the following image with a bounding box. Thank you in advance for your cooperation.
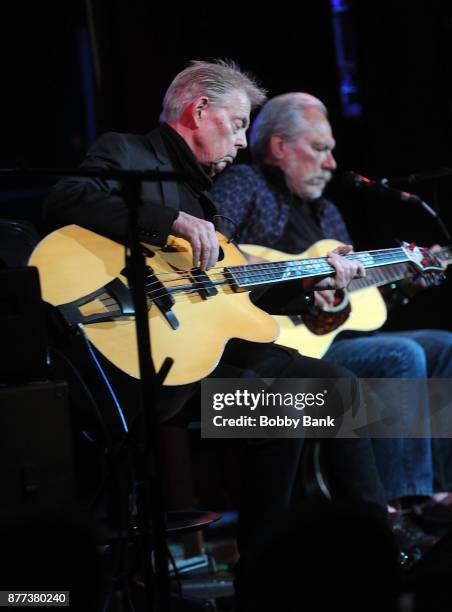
[391,513,439,556]
[390,514,439,569]
[398,546,422,569]
[412,499,452,535]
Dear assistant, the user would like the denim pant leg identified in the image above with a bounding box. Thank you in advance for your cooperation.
[324,334,433,500]
[380,329,452,377]
[383,329,452,490]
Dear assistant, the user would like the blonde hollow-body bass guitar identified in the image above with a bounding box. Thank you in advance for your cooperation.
[242,240,451,359]
[29,226,444,385]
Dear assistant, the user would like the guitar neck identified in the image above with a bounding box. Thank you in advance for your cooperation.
[226,247,414,289]
[349,245,452,292]
[348,262,412,292]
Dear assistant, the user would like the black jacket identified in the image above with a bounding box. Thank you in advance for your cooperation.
[45,128,181,246]
[45,126,314,317]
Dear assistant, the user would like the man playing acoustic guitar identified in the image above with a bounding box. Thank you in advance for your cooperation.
[212,91,452,549]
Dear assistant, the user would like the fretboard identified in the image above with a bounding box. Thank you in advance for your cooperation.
[226,248,414,288]
[349,262,411,291]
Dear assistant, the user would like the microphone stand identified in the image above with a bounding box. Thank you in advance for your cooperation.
[0,166,187,611]
[386,167,452,185]
[122,175,172,612]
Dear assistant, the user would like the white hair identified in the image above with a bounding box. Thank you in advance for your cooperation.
[250,93,328,162]
[160,59,267,122]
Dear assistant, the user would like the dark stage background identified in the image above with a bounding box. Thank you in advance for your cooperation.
[2,0,452,330]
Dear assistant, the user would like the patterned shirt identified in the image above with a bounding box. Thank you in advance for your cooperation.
[212,163,352,252]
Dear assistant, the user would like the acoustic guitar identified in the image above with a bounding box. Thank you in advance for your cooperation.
[242,240,451,358]
[29,226,444,385]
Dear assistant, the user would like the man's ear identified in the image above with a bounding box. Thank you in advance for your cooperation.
[268,134,285,161]
[192,96,210,127]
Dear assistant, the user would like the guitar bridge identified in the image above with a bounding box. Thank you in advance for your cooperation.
[190,268,218,299]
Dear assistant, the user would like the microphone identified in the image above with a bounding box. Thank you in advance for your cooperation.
[343,171,424,206]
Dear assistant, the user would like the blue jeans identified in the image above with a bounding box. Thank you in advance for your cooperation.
[324,329,452,500]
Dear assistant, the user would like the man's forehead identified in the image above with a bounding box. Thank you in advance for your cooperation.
[216,93,250,129]
[224,89,251,111]
[299,112,334,143]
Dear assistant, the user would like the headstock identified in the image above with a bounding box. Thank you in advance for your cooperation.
[401,242,446,274]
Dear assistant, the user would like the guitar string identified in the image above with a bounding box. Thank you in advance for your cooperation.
[143,247,434,289]
[349,265,411,292]
[143,248,427,297]
[143,257,412,300]
[145,261,426,303]
[144,256,422,303]
[140,248,413,293]
[143,251,441,302]
[140,247,408,281]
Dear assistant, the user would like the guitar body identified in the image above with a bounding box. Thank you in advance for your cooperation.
[29,225,279,385]
[242,240,387,358]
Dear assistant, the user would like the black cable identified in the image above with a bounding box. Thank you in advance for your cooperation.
[48,345,113,448]
[47,346,120,513]
[212,213,240,242]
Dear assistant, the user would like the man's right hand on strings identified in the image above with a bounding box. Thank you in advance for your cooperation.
[171,211,219,270]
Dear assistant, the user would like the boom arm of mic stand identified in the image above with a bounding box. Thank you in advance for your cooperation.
[388,168,452,185]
